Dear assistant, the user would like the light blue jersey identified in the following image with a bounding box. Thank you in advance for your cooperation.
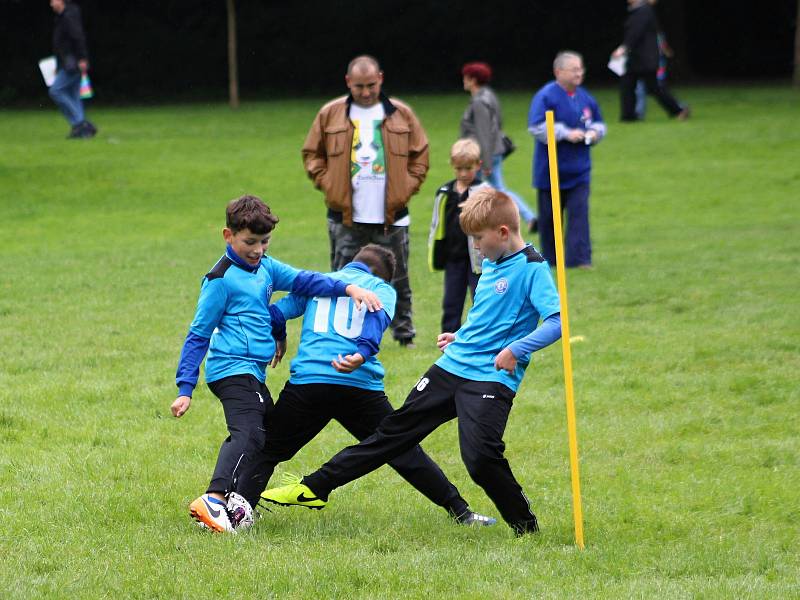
[435,245,560,392]
[190,252,300,384]
[274,264,397,391]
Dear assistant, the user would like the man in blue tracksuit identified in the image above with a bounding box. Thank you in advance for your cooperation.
[172,195,382,533]
[234,244,495,527]
[528,51,606,269]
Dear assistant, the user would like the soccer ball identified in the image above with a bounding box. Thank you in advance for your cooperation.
[226,492,254,530]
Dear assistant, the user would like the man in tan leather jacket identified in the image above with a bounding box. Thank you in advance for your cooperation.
[302,55,429,347]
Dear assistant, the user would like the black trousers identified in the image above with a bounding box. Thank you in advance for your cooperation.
[620,70,683,121]
[206,374,274,495]
[304,365,538,528]
[234,382,469,516]
[441,257,479,333]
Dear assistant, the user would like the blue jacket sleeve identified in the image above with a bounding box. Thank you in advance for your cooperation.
[355,309,392,359]
[268,305,287,342]
[269,294,311,341]
[591,95,604,125]
[175,331,211,397]
[267,257,348,297]
[291,271,349,298]
[507,314,561,361]
[273,293,309,321]
[527,89,547,130]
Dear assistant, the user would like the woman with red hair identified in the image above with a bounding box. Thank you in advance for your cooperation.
[460,62,537,232]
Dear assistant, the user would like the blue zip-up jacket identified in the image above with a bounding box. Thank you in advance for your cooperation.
[528,81,605,190]
[175,246,352,397]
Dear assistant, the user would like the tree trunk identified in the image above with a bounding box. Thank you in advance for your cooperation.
[794,0,800,87]
[226,0,240,108]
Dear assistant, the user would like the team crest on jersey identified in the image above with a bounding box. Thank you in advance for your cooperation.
[494,278,509,294]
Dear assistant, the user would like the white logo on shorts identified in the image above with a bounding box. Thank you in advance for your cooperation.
[256,392,264,403]
[416,377,430,392]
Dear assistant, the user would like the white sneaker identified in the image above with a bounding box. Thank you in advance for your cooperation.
[189,494,235,533]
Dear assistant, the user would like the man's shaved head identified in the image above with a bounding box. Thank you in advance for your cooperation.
[347,55,381,76]
[345,55,384,107]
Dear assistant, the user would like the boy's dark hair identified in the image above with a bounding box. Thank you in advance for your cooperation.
[226,195,279,234]
[353,244,396,283]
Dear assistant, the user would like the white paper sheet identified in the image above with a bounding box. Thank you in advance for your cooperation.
[607,55,626,77]
[39,56,57,87]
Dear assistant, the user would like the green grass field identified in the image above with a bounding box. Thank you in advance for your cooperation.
[1,86,799,598]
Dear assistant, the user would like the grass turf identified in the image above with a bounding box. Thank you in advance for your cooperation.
[0,86,798,598]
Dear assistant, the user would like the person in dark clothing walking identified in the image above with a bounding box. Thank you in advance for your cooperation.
[613,0,689,122]
[49,0,97,138]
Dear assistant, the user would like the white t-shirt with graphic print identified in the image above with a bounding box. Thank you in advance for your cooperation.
[348,104,411,227]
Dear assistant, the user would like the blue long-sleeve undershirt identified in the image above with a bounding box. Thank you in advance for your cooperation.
[176,331,210,397]
[292,271,349,299]
[355,309,392,359]
[269,304,287,341]
[507,313,562,361]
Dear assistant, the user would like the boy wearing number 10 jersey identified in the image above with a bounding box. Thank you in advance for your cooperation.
[234,244,494,527]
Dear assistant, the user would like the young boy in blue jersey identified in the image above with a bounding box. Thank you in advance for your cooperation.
[261,188,562,536]
[428,139,488,334]
[232,244,495,528]
[172,195,382,533]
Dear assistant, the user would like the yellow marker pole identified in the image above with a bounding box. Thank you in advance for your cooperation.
[545,110,585,549]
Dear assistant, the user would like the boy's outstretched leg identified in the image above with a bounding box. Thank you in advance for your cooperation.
[335,387,495,526]
[262,366,458,508]
[234,382,332,509]
[454,380,540,534]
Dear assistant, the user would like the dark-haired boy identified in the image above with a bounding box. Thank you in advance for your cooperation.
[261,189,562,536]
[172,195,382,533]
[232,244,495,528]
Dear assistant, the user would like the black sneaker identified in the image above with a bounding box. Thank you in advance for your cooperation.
[67,124,83,139]
[454,510,497,527]
[512,516,540,536]
[78,121,97,138]
[398,338,416,349]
